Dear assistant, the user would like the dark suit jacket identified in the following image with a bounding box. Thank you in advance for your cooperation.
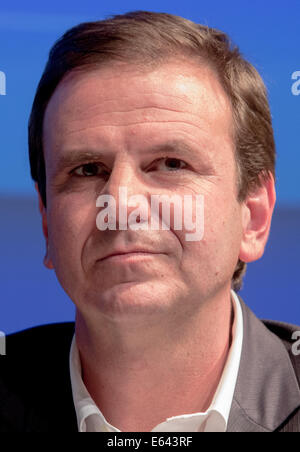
[0,297,300,432]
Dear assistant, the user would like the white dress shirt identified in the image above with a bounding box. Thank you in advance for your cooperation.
[69,290,243,432]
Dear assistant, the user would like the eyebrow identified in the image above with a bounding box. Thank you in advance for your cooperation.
[147,141,198,157]
[53,140,205,173]
[54,151,106,173]
[151,141,213,170]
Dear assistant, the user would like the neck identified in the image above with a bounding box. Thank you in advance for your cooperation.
[75,288,234,432]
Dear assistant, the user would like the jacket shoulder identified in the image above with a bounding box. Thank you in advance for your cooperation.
[0,322,76,432]
[262,319,300,385]
[262,318,300,353]
[5,322,75,354]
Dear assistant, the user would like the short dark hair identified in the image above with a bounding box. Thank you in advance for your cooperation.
[28,10,276,291]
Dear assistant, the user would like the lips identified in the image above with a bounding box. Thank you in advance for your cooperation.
[99,249,161,262]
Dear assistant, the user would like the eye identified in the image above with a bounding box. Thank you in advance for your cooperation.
[72,162,110,178]
[148,157,188,172]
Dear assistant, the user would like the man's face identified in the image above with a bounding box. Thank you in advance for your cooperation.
[42,61,244,322]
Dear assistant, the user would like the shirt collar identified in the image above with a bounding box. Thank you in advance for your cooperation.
[69,289,243,432]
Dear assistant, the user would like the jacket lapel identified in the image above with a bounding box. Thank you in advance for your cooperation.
[227,298,300,432]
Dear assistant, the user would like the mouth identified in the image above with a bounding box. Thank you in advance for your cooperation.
[99,250,162,263]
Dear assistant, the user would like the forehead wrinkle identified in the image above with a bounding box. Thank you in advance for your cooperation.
[44,93,215,135]
[48,100,231,140]
[69,105,194,117]
[59,105,213,127]
[71,91,194,112]
[46,92,198,124]
[54,118,218,139]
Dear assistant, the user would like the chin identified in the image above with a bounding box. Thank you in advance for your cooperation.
[80,279,181,321]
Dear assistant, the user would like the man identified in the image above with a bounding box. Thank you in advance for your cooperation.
[0,11,299,432]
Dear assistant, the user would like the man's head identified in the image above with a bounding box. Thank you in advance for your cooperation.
[28,11,276,307]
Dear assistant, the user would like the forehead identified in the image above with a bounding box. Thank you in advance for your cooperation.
[43,61,234,164]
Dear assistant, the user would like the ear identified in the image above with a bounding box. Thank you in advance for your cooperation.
[35,183,54,269]
[239,173,276,263]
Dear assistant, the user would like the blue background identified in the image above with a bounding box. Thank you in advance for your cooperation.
[0,0,299,333]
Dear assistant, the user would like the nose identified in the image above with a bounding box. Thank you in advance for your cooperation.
[96,156,150,230]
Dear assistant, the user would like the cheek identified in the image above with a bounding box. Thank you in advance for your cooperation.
[177,196,243,283]
[47,195,97,270]
[204,201,243,276]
